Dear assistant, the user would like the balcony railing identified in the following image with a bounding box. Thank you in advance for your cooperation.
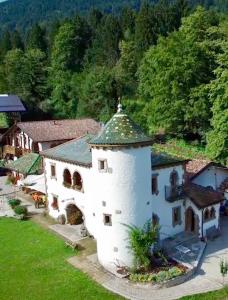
[165,185,184,202]
[3,145,31,158]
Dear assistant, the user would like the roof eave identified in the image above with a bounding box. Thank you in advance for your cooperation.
[89,140,153,148]
[42,154,92,168]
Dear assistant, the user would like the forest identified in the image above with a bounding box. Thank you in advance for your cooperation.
[0,0,227,165]
[0,0,227,32]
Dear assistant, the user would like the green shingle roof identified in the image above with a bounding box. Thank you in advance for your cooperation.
[151,152,188,169]
[6,153,42,175]
[89,104,152,147]
[41,135,92,167]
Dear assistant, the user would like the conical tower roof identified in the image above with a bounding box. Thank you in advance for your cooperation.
[89,104,153,147]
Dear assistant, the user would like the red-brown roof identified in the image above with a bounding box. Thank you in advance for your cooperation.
[185,159,211,181]
[17,119,101,142]
[184,183,224,209]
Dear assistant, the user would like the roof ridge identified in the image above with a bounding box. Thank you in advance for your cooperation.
[17,118,97,125]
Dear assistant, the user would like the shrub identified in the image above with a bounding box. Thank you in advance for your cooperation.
[126,220,159,271]
[14,205,28,216]
[8,199,21,208]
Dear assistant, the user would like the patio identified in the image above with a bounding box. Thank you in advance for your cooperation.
[162,231,206,269]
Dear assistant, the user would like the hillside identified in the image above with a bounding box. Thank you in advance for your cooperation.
[0,0,227,32]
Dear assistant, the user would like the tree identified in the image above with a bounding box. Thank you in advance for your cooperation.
[85,14,122,67]
[138,7,221,138]
[115,40,138,97]
[4,49,24,95]
[26,24,47,53]
[206,41,228,165]
[135,2,158,59]
[120,7,136,38]
[4,49,48,114]
[76,66,118,122]
[48,18,91,118]
[11,30,24,50]
[0,30,12,59]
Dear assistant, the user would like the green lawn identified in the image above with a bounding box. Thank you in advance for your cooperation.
[0,218,123,300]
[180,287,228,299]
[0,218,227,300]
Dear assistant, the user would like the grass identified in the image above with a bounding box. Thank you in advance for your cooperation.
[0,217,227,300]
[153,138,208,160]
[180,287,228,299]
[0,218,123,300]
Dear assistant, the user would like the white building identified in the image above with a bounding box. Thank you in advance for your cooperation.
[42,105,226,272]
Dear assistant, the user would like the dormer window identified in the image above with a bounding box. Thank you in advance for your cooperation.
[98,159,107,172]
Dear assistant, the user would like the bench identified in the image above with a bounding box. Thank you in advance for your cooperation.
[65,241,78,250]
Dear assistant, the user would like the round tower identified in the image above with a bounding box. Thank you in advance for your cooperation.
[89,104,153,271]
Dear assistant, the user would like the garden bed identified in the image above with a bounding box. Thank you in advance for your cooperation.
[129,258,188,284]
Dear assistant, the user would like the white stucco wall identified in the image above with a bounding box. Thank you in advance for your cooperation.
[185,199,220,238]
[44,158,97,238]
[90,146,152,270]
[151,165,185,239]
[193,166,228,190]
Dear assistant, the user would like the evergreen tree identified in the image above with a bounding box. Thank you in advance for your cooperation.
[85,14,122,67]
[135,2,157,59]
[11,30,24,50]
[0,30,12,59]
[77,66,118,122]
[26,24,47,53]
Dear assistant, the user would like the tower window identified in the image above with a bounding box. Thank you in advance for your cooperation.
[152,174,159,195]
[103,214,112,226]
[98,159,107,172]
[50,164,56,178]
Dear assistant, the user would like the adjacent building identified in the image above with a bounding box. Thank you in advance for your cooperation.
[1,119,100,160]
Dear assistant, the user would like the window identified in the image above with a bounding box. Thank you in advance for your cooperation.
[73,171,83,191]
[98,159,107,172]
[152,174,159,195]
[204,208,210,222]
[50,164,56,178]
[210,207,216,219]
[172,206,181,226]
[103,214,112,226]
[170,170,179,187]
[51,195,58,210]
[63,169,72,187]
[204,207,215,222]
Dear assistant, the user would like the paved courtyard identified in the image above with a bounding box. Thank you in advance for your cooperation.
[69,216,228,300]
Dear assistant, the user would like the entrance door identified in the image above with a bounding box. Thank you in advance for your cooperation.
[185,207,197,234]
[66,204,83,225]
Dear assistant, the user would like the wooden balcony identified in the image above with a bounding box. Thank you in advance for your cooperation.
[2,145,31,158]
[165,185,184,202]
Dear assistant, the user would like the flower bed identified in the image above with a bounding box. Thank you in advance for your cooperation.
[129,259,188,284]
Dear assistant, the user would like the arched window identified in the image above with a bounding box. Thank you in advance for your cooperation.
[73,171,83,191]
[170,170,179,187]
[63,169,72,188]
[210,207,216,219]
[204,208,210,222]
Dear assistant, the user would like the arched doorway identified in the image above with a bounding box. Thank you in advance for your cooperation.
[185,207,198,234]
[66,204,83,225]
